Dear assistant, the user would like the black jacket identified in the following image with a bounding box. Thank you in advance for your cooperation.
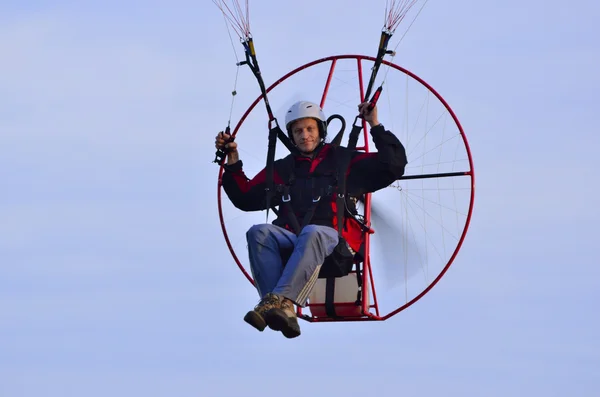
[221,124,407,236]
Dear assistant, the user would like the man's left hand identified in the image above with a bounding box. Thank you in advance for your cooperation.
[358,102,380,128]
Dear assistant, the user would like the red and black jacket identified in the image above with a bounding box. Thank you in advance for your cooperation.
[221,124,407,252]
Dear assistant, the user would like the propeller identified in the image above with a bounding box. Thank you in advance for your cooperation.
[357,192,426,289]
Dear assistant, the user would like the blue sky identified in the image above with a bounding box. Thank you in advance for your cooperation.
[1,1,599,396]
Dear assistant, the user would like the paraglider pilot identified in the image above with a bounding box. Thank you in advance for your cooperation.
[215,101,407,338]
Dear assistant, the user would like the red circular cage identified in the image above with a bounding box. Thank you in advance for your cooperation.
[217,54,475,323]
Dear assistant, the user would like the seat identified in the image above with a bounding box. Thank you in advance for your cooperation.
[306,270,369,318]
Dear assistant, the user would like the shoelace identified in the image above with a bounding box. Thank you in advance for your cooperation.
[255,293,280,310]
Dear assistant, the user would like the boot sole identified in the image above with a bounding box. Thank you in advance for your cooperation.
[265,308,301,339]
[244,310,267,332]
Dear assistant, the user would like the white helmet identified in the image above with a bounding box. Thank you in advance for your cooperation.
[285,101,327,139]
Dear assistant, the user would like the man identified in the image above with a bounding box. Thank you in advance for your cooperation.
[215,100,407,338]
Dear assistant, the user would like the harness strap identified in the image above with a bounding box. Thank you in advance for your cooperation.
[280,185,301,234]
[325,277,337,317]
[346,118,364,151]
[265,124,302,221]
[280,186,323,237]
[264,124,278,220]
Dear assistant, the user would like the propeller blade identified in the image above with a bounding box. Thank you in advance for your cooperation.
[358,194,426,289]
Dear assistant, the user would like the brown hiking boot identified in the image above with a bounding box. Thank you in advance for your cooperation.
[243,293,282,332]
[265,298,301,338]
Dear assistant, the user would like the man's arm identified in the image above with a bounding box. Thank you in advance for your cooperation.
[221,161,271,211]
[345,103,408,195]
[215,131,284,211]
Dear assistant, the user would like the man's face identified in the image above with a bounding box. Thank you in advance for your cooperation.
[291,118,320,154]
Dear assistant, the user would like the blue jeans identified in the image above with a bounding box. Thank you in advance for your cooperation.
[246,223,339,307]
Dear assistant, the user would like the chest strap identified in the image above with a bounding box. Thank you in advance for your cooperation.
[280,185,325,236]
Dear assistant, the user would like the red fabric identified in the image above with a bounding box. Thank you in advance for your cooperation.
[332,200,365,252]
[230,167,284,193]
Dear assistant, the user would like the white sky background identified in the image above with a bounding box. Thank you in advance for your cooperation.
[1,0,599,396]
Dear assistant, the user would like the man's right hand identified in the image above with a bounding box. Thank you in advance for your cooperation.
[215,131,239,165]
